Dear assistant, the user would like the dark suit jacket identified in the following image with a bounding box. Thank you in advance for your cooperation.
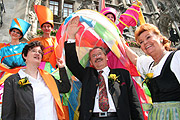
[65,42,144,120]
[1,68,70,120]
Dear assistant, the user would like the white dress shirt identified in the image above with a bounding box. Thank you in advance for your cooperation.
[67,39,76,43]
[18,69,58,120]
[93,66,116,112]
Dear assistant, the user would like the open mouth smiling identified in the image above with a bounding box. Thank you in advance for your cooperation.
[145,45,152,50]
[34,56,40,60]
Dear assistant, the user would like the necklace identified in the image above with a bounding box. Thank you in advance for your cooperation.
[153,51,167,67]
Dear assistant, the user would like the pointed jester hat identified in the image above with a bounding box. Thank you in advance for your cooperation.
[34,5,54,28]
[9,18,31,39]
[100,7,117,21]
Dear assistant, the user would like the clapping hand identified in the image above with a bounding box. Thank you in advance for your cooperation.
[66,16,82,39]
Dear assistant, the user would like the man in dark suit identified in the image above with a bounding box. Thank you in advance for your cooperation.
[65,16,144,120]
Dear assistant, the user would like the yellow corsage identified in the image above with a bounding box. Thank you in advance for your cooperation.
[142,73,153,86]
[108,74,120,83]
[18,77,31,88]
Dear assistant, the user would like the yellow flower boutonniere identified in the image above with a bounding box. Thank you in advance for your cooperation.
[108,74,120,84]
[18,77,31,88]
[142,73,153,86]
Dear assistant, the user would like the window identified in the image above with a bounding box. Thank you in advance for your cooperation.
[49,0,59,16]
[63,3,73,18]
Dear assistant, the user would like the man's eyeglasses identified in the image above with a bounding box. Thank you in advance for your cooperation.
[91,52,102,58]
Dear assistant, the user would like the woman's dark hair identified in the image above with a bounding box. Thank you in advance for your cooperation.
[41,22,53,28]
[105,13,116,21]
[22,41,44,62]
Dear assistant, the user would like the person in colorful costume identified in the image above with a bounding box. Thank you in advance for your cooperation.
[28,5,57,73]
[100,2,149,119]
[0,18,31,115]
[125,23,180,120]
[100,1,141,77]
[1,41,71,120]
[0,18,30,69]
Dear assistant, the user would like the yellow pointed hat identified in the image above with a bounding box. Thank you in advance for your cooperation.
[34,5,54,28]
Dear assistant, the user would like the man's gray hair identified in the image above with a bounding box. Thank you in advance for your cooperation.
[89,46,107,60]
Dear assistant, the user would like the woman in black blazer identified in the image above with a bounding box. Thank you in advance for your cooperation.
[1,41,70,120]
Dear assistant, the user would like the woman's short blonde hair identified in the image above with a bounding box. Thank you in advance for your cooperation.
[135,23,171,50]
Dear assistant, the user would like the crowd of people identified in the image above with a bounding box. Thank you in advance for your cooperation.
[0,1,180,120]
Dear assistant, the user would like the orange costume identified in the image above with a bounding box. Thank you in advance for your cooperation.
[29,37,56,62]
[28,5,57,73]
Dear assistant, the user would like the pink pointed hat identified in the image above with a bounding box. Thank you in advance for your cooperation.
[100,7,117,21]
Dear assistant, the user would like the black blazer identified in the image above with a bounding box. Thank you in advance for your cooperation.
[1,68,70,120]
[65,42,144,120]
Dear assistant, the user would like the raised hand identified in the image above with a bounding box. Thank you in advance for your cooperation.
[66,16,82,39]
[56,58,65,68]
